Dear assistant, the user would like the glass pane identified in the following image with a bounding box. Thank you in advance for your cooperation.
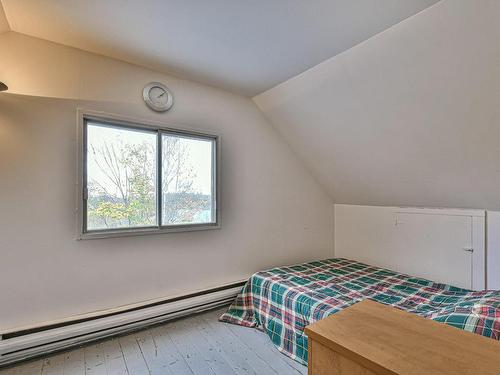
[161,133,214,226]
[86,122,157,231]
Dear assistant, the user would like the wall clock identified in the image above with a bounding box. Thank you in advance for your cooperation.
[143,82,174,112]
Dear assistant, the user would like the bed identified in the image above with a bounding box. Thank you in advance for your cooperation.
[220,258,500,365]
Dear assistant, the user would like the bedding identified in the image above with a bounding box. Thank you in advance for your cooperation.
[220,258,500,365]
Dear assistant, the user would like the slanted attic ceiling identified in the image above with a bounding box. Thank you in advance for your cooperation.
[0,0,439,96]
[254,0,500,209]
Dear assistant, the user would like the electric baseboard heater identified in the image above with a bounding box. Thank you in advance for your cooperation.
[0,281,244,367]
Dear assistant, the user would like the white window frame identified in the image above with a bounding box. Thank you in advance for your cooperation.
[76,109,221,240]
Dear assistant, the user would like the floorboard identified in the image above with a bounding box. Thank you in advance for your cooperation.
[135,329,174,375]
[117,335,150,375]
[63,349,85,374]
[41,352,65,375]
[149,326,193,375]
[101,339,128,375]
[193,315,262,375]
[0,307,308,375]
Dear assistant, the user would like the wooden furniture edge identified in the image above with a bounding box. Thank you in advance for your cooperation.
[306,324,397,375]
[304,299,500,375]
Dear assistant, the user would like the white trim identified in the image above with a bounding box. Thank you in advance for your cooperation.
[79,223,221,240]
[0,300,226,367]
[395,207,485,218]
[0,279,245,336]
[335,204,486,218]
[472,215,486,290]
[486,211,500,290]
[76,109,222,240]
[0,283,242,366]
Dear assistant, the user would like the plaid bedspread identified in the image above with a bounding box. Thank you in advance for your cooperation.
[220,258,500,365]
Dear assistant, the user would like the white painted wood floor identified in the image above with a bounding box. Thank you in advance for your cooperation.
[0,307,307,375]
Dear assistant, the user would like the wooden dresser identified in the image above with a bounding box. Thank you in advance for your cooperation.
[305,300,500,375]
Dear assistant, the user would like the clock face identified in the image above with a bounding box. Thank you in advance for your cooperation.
[149,86,168,107]
[143,82,173,112]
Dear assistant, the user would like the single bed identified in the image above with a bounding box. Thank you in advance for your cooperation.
[220,258,500,365]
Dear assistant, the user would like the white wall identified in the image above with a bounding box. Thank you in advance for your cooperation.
[335,205,486,290]
[487,212,500,290]
[0,32,334,331]
[254,0,500,210]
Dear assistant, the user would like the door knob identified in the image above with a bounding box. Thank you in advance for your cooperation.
[463,248,474,253]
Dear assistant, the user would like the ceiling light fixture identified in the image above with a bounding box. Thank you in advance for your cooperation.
[0,82,8,92]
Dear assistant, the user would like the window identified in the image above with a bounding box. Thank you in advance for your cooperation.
[79,113,219,238]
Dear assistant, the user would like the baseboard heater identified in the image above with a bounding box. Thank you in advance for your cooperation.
[0,281,244,367]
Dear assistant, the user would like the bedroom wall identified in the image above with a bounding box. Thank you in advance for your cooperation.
[487,211,500,290]
[0,32,334,331]
[254,0,500,210]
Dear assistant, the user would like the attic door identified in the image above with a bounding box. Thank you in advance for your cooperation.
[394,212,472,289]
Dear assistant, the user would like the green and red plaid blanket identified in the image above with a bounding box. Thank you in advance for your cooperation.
[220,258,500,365]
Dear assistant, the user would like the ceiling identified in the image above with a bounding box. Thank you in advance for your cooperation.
[255,0,500,209]
[1,0,439,96]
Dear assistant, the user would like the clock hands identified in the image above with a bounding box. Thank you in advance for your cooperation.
[144,82,173,111]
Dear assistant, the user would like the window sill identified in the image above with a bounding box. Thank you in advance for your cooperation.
[78,223,221,240]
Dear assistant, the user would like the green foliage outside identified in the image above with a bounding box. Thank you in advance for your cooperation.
[87,135,210,230]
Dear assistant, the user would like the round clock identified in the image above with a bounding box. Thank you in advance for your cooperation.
[143,82,174,112]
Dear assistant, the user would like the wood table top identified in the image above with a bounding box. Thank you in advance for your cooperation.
[305,300,500,375]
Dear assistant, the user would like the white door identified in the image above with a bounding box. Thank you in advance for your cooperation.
[486,211,500,289]
[393,212,472,289]
[335,205,485,290]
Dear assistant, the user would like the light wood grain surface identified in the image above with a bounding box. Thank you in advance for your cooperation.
[305,300,500,375]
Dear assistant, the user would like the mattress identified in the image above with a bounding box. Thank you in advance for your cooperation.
[220,258,500,365]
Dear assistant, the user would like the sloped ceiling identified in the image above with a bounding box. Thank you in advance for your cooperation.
[1,0,439,96]
[255,0,500,209]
